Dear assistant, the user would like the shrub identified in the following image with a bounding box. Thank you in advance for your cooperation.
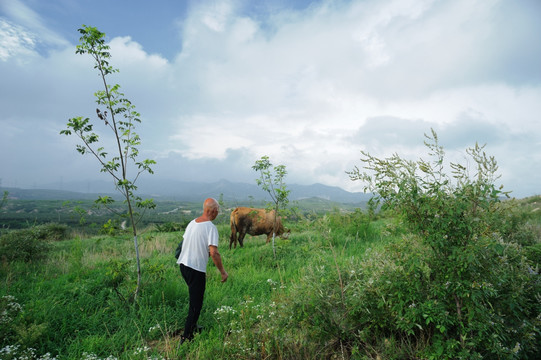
[346,130,540,358]
[155,222,183,233]
[524,242,541,266]
[0,226,53,262]
[33,222,69,241]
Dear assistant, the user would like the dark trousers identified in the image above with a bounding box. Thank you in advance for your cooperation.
[180,263,206,339]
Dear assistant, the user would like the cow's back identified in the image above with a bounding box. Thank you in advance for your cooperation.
[230,207,284,248]
[234,207,275,233]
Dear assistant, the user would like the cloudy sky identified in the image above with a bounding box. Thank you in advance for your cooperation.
[1,0,540,198]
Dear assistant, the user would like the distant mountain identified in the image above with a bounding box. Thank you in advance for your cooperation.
[2,179,371,204]
[137,179,371,203]
[0,187,104,201]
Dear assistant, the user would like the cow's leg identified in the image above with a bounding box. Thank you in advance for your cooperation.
[266,233,273,244]
[238,232,246,247]
[230,226,237,249]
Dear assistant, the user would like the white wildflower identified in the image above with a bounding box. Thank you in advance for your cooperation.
[214,305,236,315]
[0,295,23,324]
[134,346,150,355]
[38,352,59,360]
[0,345,21,355]
[148,324,161,333]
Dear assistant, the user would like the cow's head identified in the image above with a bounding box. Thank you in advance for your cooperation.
[279,228,291,239]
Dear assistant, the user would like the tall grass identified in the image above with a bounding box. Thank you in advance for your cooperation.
[0,213,380,359]
[1,203,539,359]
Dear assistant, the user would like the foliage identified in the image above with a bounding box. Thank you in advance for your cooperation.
[154,222,184,233]
[62,200,90,226]
[99,218,123,236]
[0,223,67,263]
[35,222,70,241]
[253,155,290,214]
[60,25,156,299]
[347,129,540,359]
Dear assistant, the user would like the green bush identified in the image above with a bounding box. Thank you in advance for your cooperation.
[524,242,541,266]
[0,227,53,262]
[155,221,184,232]
[346,130,540,359]
[33,222,69,241]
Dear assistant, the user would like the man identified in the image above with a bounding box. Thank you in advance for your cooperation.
[177,197,228,344]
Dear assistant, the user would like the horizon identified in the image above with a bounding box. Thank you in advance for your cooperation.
[0,178,373,205]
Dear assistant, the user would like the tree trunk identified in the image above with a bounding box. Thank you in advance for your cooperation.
[126,192,141,302]
[133,234,141,301]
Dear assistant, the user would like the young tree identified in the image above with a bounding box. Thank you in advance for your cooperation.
[252,155,290,256]
[60,25,156,301]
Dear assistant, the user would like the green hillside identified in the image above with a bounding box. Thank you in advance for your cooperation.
[1,196,539,359]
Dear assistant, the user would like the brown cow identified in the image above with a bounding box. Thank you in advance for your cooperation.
[229,207,290,249]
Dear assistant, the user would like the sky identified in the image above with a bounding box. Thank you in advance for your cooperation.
[0,0,540,198]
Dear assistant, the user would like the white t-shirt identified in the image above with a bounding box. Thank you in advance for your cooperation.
[177,219,219,273]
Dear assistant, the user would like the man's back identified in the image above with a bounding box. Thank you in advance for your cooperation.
[178,219,219,272]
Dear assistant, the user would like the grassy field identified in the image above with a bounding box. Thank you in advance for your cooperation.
[0,197,361,234]
[1,198,540,359]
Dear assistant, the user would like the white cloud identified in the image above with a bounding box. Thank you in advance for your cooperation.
[0,18,37,61]
[0,0,68,51]
[1,0,540,198]
[128,0,541,197]
[108,37,169,68]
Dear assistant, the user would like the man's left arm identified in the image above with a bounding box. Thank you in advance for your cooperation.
[209,245,228,282]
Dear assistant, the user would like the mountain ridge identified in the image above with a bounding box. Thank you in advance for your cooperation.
[1,179,371,204]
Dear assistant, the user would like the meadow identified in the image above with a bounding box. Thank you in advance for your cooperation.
[1,196,540,359]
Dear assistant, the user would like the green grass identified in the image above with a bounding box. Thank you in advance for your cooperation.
[0,214,386,359]
[1,201,539,359]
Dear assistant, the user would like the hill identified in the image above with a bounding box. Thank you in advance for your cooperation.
[1,179,370,204]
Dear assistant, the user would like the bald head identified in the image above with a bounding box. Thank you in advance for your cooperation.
[203,198,219,211]
[202,198,219,221]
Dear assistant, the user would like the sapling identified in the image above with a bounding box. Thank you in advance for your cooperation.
[60,25,156,301]
[252,155,290,256]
